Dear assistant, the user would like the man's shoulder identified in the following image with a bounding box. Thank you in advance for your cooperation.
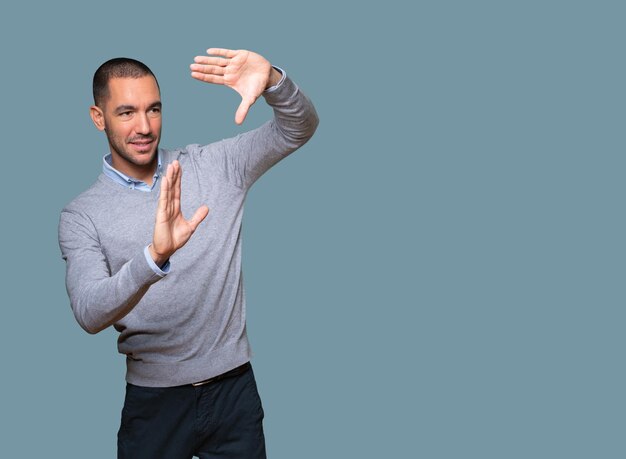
[61,175,111,215]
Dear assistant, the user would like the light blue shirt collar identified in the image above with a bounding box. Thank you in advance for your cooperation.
[102,151,163,192]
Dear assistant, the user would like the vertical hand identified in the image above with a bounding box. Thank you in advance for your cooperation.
[149,160,209,265]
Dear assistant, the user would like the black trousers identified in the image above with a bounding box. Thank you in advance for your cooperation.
[118,364,266,459]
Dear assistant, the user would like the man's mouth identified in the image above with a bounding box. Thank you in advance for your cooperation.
[129,137,155,152]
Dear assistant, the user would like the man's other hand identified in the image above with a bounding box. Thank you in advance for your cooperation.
[190,48,281,125]
[149,160,209,266]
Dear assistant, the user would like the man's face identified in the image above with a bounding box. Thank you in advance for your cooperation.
[92,76,162,176]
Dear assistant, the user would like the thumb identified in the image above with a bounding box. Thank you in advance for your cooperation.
[188,205,209,231]
[235,96,256,125]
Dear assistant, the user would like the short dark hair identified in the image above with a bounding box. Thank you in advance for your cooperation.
[92,57,159,107]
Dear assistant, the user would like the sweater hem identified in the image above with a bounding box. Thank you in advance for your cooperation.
[125,339,252,387]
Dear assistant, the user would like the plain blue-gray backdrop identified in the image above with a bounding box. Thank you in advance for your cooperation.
[0,1,623,457]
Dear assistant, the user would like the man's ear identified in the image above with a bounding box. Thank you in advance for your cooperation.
[90,105,106,131]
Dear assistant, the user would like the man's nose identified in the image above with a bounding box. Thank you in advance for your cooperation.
[135,113,151,134]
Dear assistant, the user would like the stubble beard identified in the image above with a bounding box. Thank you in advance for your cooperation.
[106,129,160,172]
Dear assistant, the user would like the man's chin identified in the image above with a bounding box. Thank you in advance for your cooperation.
[130,145,159,165]
[115,150,158,170]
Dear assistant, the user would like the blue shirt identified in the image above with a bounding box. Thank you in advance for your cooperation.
[102,151,163,192]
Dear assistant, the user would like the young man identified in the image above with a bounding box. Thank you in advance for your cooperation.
[58,47,318,459]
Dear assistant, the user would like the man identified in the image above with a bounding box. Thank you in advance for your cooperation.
[58,47,318,459]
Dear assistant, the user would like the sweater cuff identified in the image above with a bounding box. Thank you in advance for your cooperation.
[264,66,287,94]
[127,247,169,288]
[143,245,171,276]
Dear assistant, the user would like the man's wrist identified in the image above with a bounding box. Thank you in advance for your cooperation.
[265,66,283,91]
[148,244,170,268]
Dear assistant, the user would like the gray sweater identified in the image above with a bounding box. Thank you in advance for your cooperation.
[59,75,318,387]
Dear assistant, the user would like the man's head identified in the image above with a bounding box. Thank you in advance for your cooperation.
[90,58,162,181]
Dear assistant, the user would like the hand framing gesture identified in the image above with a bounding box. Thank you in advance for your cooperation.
[190,48,280,124]
[149,160,209,266]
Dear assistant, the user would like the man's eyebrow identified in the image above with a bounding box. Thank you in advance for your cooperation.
[113,101,161,114]
[114,104,137,114]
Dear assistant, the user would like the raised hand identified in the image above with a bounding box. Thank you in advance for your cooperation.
[190,48,281,125]
[149,160,209,266]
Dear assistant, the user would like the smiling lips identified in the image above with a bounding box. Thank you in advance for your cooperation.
[129,137,155,152]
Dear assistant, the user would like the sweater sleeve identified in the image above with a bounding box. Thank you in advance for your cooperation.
[58,208,166,334]
[199,73,319,190]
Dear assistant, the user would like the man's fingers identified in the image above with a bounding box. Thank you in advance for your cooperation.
[159,164,172,212]
[188,205,210,231]
[162,161,179,212]
[171,160,181,215]
[193,56,229,66]
[190,63,226,75]
[159,173,169,200]
[166,161,175,184]
[191,72,226,85]
[157,176,170,219]
[206,48,238,58]
[190,54,230,84]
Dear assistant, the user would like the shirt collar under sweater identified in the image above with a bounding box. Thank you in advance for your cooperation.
[102,151,163,192]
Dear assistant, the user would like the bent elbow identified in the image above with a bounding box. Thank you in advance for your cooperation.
[74,310,105,335]
[290,107,320,147]
[308,109,320,139]
[71,299,109,335]
[80,320,106,335]
[302,105,320,141]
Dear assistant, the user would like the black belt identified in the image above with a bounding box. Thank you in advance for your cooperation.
[191,361,251,387]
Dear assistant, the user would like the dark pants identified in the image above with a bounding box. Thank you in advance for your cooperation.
[118,364,266,459]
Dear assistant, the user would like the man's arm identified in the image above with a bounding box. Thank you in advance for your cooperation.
[189,48,320,189]
[59,210,160,334]
[59,162,208,334]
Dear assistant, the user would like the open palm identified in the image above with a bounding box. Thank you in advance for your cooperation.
[150,160,209,266]
[190,48,274,124]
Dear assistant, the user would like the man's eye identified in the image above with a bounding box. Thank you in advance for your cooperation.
[119,111,132,118]
[150,108,161,115]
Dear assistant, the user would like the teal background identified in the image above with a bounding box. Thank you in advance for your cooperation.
[0,1,623,457]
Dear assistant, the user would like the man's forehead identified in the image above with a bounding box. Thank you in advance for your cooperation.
[107,76,160,99]
[109,75,159,91]
[102,76,160,111]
